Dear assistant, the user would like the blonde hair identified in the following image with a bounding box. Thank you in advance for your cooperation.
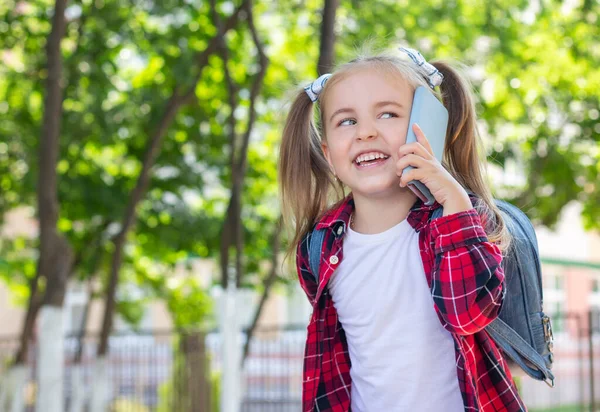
[278,46,511,257]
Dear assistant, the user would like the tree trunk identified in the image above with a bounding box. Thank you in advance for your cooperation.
[36,306,67,412]
[242,218,282,364]
[68,364,85,412]
[181,332,210,412]
[13,269,42,365]
[34,1,73,411]
[0,365,28,412]
[317,0,340,76]
[69,278,94,412]
[89,356,110,412]
[13,0,73,368]
[220,196,236,288]
[233,177,243,289]
[74,277,94,363]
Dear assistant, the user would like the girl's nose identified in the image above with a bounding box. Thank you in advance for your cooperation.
[356,120,378,141]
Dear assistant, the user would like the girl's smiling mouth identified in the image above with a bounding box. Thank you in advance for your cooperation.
[353,151,391,168]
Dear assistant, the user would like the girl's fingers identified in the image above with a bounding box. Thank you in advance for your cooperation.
[398,141,433,161]
[413,123,435,156]
[397,143,430,160]
[396,153,425,176]
[399,169,420,187]
[396,154,426,175]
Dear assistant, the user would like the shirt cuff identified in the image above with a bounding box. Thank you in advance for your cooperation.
[430,208,489,255]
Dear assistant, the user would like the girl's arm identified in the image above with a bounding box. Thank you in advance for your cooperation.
[428,207,505,336]
[396,127,505,335]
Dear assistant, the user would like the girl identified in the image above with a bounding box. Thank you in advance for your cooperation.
[278,45,526,412]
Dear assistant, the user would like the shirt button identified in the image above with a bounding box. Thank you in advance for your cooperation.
[329,255,339,265]
[336,226,343,236]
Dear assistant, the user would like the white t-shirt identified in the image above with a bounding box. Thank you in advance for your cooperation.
[328,218,464,412]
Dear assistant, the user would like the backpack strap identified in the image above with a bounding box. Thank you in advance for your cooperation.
[308,228,326,282]
[431,205,444,220]
[486,319,555,386]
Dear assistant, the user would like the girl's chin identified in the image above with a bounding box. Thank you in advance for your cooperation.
[347,181,408,198]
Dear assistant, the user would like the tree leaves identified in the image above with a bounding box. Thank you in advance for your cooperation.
[1,0,598,328]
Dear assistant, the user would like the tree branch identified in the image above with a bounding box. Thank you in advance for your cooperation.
[236,0,269,175]
[194,0,251,69]
[97,92,183,356]
[317,0,339,76]
[234,1,269,287]
[218,0,269,287]
[65,0,92,65]
[211,0,242,288]
[210,0,239,155]
[96,0,251,357]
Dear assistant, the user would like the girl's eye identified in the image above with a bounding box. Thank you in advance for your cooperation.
[337,112,398,127]
[338,118,356,127]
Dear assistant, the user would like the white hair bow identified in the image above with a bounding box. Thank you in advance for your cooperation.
[398,46,444,89]
[304,73,332,102]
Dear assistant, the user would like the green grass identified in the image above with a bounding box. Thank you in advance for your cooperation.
[529,405,583,412]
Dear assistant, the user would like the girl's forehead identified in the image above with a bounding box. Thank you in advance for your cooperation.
[323,68,413,107]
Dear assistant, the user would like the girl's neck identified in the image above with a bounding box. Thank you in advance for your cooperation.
[351,190,417,235]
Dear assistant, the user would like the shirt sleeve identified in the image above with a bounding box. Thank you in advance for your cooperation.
[296,233,319,305]
[428,207,505,336]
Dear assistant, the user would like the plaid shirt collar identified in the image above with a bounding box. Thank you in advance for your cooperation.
[315,193,440,233]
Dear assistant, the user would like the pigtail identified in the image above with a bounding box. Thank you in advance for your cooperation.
[279,89,340,257]
[432,61,512,251]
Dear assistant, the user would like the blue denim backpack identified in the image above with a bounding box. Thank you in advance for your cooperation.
[308,199,555,386]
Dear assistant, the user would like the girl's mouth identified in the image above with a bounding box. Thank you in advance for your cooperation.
[354,152,390,169]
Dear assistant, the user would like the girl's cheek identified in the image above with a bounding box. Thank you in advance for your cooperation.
[329,143,347,160]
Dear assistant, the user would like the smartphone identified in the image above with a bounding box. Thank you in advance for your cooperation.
[403,86,449,206]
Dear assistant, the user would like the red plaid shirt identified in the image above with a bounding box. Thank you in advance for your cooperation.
[296,194,526,412]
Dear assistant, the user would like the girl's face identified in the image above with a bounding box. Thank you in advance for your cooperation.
[322,68,414,198]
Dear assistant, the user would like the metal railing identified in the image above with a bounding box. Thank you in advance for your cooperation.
[1,314,599,411]
[0,326,305,412]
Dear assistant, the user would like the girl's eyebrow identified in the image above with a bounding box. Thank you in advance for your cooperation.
[329,100,404,123]
[375,100,404,110]
[329,107,354,124]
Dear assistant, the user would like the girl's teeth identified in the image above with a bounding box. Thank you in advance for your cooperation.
[356,154,388,165]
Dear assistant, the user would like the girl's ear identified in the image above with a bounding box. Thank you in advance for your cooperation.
[321,142,336,175]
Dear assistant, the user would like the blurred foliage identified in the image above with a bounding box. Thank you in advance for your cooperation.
[0,234,37,305]
[0,0,598,325]
[111,398,149,412]
[337,0,599,228]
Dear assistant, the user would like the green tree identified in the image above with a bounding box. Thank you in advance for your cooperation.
[1,1,598,408]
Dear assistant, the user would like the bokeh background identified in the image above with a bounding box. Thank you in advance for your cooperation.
[0,0,599,411]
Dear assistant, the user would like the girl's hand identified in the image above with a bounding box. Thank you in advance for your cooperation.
[396,124,472,216]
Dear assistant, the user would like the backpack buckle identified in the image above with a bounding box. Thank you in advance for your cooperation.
[542,316,554,347]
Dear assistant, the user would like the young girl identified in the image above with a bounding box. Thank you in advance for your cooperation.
[279,46,526,412]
